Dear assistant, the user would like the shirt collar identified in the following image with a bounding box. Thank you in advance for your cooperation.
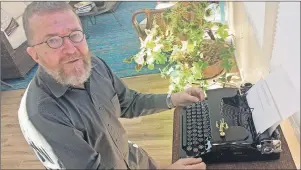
[37,59,97,98]
[37,66,70,98]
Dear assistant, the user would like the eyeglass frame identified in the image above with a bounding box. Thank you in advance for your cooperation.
[31,30,85,49]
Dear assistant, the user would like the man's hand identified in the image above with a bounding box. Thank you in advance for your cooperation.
[171,87,205,107]
[166,158,206,169]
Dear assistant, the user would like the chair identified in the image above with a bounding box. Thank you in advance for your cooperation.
[131,7,173,41]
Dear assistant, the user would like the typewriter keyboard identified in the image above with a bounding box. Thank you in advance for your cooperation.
[182,101,212,157]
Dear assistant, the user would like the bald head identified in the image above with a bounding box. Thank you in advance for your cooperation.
[23,2,81,45]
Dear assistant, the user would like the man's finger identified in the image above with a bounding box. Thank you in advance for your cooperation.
[184,94,200,103]
[180,158,203,165]
[189,88,205,100]
[185,162,206,169]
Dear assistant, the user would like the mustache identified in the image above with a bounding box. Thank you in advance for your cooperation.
[61,54,82,63]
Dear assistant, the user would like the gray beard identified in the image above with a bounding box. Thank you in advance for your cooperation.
[41,55,92,86]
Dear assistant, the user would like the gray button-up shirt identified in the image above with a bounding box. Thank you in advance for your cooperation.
[18,56,170,169]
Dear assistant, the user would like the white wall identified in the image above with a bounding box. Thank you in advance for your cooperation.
[269,2,300,133]
[227,2,300,139]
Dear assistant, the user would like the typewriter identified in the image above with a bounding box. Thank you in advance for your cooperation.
[178,83,283,163]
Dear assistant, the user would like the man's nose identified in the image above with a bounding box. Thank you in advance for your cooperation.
[62,37,76,54]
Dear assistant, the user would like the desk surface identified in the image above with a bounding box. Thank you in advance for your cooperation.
[172,107,297,169]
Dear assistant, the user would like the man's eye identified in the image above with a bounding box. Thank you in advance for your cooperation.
[48,38,60,44]
[71,34,80,38]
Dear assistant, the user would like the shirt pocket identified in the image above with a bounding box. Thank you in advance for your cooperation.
[110,94,121,117]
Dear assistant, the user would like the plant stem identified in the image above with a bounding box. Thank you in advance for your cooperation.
[207,29,215,40]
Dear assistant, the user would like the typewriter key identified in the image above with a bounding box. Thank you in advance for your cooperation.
[193,137,198,141]
[193,133,197,137]
[186,146,192,151]
[187,130,192,134]
[187,142,192,146]
[193,148,198,152]
[203,129,210,133]
[192,129,197,133]
[187,137,192,141]
[193,141,199,145]
[187,126,192,130]
[198,145,204,150]
[187,116,191,119]
[198,134,203,137]
[197,122,202,126]
[187,119,191,122]
[198,138,204,142]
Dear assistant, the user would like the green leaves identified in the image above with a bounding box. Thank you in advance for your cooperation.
[146,41,156,48]
[156,53,167,65]
[187,41,195,53]
[148,64,155,70]
[217,25,229,40]
[219,54,232,60]
[191,61,208,80]
[123,56,134,63]
[221,59,233,72]
[124,2,237,93]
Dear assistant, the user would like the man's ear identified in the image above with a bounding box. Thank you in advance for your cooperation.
[26,47,39,62]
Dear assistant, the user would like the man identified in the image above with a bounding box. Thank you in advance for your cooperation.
[18,2,206,169]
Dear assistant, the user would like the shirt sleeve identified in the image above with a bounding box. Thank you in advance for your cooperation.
[19,100,109,169]
[98,58,170,118]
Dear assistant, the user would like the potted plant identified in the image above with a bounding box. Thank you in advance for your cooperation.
[125,2,236,93]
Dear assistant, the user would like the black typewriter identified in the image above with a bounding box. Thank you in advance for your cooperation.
[179,83,282,163]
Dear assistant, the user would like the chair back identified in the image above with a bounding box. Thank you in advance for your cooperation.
[131,6,173,40]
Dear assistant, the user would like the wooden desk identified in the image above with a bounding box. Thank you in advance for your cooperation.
[172,107,297,169]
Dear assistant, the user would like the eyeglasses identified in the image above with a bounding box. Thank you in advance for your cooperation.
[31,30,85,49]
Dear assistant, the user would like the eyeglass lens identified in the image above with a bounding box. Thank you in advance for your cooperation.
[46,30,84,48]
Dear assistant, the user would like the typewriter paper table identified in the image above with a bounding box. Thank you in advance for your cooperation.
[172,107,296,169]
